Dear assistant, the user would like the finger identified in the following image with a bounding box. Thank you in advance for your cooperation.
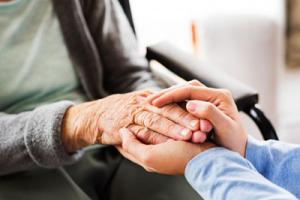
[134,110,192,140]
[147,104,200,130]
[200,119,213,132]
[147,80,205,104]
[119,128,159,173]
[152,86,221,107]
[147,83,186,104]
[186,100,229,127]
[188,80,205,87]
[191,131,207,143]
[120,128,150,160]
[128,125,169,144]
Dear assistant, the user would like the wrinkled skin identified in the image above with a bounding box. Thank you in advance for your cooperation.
[117,81,248,175]
[62,90,207,152]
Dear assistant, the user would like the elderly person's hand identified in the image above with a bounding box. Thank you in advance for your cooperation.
[148,81,247,157]
[61,90,212,152]
[117,128,215,175]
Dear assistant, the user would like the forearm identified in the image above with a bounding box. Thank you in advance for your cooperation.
[246,135,300,196]
[185,148,297,200]
[0,101,82,176]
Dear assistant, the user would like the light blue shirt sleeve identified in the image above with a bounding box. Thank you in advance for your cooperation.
[246,135,300,197]
[184,146,297,199]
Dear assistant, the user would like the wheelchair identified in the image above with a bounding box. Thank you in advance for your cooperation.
[118,0,278,141]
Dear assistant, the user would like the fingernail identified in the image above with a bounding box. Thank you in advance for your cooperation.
[187,102,197,112]
[180,128,191,137]
[190,120,199,129]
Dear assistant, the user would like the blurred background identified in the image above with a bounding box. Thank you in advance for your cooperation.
[130,0,300,143]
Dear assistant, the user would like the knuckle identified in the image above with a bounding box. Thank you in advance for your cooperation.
[140,90,153,96]
[147,132,157,144]
[129,125,162,145]
[218,89,232,99]
[166,122,177,133]
[164,105,187,119]
[128,92,147,105]
[136,128,160,144]
[189,80,201,86]
[146,114,161,128]
[128,93,139,104]
[134,111,148,126]
[135,126,149,138]
[148,132,164,144]
[187,85,195,90]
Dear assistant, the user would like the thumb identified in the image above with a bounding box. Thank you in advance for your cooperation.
[119,128,148,158]
[120,128,136,142]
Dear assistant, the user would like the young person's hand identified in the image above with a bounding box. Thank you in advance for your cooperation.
[117,128,215,175]
[147,81,248,157]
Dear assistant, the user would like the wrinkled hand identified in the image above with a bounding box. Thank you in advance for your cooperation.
[62,90,211,152]
[117,128,215,175]
[148,81,248,157]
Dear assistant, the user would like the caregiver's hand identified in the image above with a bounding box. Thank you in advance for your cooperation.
[148,81,248,157]
[118,128,215,175]
[61,90,205,153]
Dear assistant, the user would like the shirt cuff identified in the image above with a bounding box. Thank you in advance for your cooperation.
[245,135,267,173]
[184,147,252,199]
[25,101,83,168]
[185,147,238,180]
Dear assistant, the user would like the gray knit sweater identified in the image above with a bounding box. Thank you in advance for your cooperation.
[0,101,84,175]
[0,0,161,176]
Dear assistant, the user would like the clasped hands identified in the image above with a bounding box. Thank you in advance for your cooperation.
[62,80,247,175]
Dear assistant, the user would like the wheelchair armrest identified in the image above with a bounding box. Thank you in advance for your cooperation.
[146,42,258,111]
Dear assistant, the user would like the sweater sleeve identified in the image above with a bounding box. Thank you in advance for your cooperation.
[0,101,82,176]
[185,147,297,200]
[84,0,162,93]
[246,135,300,197]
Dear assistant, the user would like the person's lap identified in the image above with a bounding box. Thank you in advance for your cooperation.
[0,146,202,200]
[107,156,202,200]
